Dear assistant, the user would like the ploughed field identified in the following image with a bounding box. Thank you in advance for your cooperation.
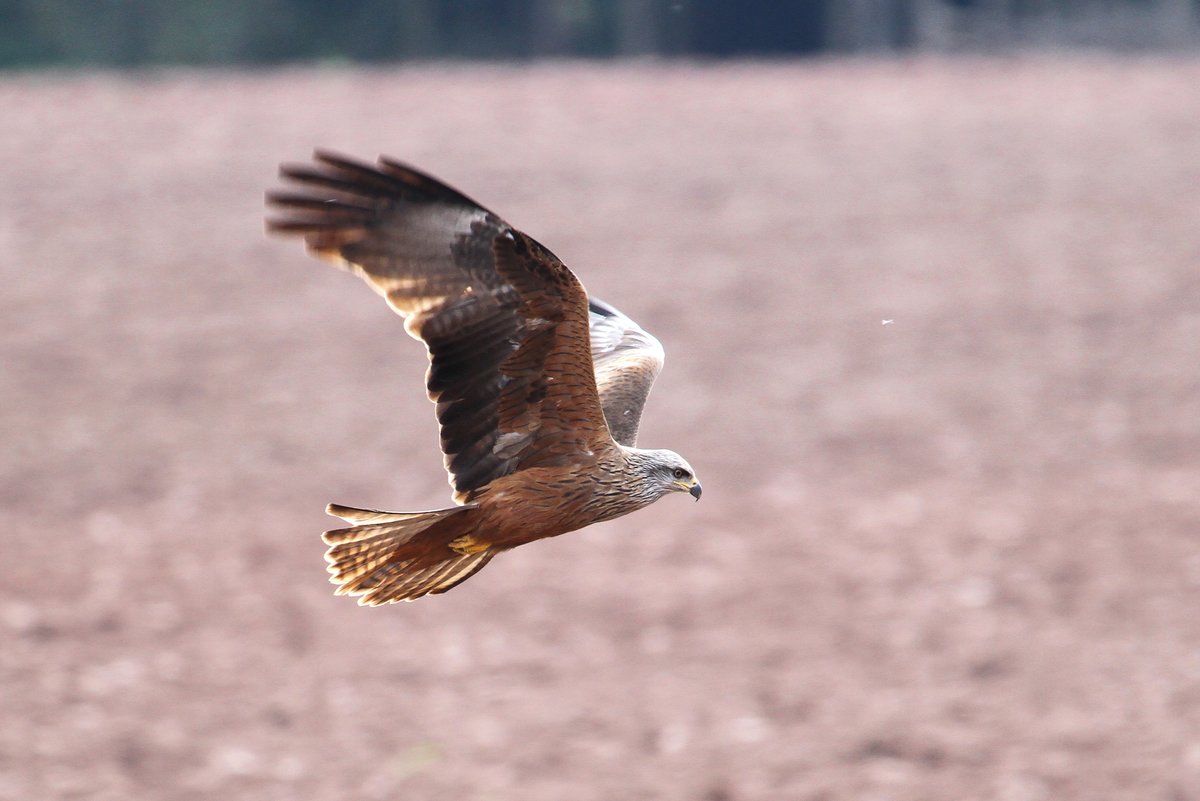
[3,59,1199,800]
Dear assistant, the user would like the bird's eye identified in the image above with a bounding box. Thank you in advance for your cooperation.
[672,468,688,480]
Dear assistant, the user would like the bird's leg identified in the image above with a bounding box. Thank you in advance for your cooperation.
[448,534,491,555]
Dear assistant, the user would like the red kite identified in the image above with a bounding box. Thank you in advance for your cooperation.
[268,152,699,604]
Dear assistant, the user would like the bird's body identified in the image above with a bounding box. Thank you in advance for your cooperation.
[469,445,693,538]
[268,152,699,604]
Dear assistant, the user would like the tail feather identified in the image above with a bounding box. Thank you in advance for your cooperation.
[428,551,494,594]
[326,503,434,527]
[376,558,452,600]
[322,503,496,604]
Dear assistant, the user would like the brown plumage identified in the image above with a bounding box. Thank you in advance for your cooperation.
[267,151,700,604]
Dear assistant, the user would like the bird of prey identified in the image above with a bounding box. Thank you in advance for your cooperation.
[267,151,700,604]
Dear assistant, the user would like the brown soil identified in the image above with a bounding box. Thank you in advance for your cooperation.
[3,59,1200,800]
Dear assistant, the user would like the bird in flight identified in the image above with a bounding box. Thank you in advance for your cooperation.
[267,152,700,604]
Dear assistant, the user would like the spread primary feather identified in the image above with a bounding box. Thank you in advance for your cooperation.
[267,151,700,604]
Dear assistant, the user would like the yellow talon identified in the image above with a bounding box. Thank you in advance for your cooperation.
[448,534,490,555]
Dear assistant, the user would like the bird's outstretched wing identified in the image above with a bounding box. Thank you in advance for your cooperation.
[267,151,612,503]
[587,297,665,446]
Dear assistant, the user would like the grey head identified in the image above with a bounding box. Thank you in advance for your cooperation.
[622,446,702,503]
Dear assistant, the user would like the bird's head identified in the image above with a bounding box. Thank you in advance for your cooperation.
[630,448,702,501]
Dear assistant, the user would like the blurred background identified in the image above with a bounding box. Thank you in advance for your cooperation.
[2,0,1200,66]
[3,2,1200,801]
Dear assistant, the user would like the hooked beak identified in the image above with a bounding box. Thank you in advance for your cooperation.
[672,477,702,501]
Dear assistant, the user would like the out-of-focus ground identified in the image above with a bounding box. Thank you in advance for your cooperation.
[3,59,1200,801]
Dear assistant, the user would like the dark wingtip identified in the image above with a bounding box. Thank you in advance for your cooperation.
[588,297,619,318]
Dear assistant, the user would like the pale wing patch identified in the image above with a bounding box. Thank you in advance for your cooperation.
[588,297,665,446]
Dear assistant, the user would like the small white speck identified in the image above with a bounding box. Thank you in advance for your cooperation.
[882,319,894,325]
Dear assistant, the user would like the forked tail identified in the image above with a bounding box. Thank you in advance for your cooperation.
[322,503,495,604]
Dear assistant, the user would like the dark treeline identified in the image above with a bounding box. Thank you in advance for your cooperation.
[1,0,1196,69]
